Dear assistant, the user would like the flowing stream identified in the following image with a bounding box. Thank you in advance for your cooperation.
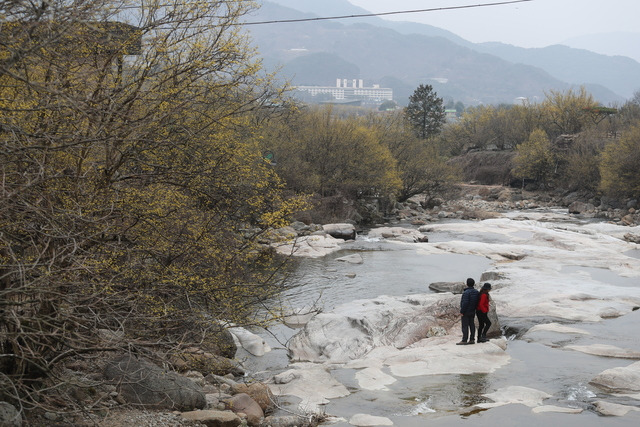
[242,216,640,426]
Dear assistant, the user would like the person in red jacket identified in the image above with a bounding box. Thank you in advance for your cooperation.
[476,283,492,342]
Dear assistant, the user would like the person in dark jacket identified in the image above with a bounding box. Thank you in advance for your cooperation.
[457,278,479,345]
[476,282,492,342]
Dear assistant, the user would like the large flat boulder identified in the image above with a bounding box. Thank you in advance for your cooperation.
[289,292,503,364]
[593,400,640,416]
[272,234,342,258]
[288,293,461,363]
[566,344,640,359]
[323,223,356,240]
[477,386,551,409]
[104,355,206,411]
[366,226,427,243]
[269,363,350,412]
[428,281,466,294]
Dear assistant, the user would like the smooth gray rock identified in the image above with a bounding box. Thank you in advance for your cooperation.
[590,361,640,393]
[104,355,206,411]
[224,393,263,426]
[0,402,22,427]
[322,223,356,240]
[429,281,465,294]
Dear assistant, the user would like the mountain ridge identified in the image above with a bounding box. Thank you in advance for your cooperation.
[247,1,637,105]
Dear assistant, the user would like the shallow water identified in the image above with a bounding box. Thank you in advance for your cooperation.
[248,220,640,426]
[624,248,640,259]
[280,236,491,311]
[561,265,640,288]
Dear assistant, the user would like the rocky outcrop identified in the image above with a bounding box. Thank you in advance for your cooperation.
[288,293,501,364]
[568,201,596,214]
[270,363,350,412]
[593,401,640,416]
[477,386,551,409]
[322,223,356,240]
[429,281,466,294]
[392,184,640,227]
[590,360,640,393]
[288,294,461,363]
[225,393,263,426]
[366,226,428,243]
[172,349,244,377]
[271,234,343,258]
[624,233,640,244]
[230,382,275,413]
[104,355,206,411]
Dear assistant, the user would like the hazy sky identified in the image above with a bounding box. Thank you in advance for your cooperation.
[348,0,639,49]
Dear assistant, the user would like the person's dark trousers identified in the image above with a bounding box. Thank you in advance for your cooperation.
[461,312,476,342]
[476,310,491,341]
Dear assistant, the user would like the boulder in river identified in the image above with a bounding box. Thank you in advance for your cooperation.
[589,360,640,393]
[429,281,466,294]
[322,223,356,240]
[288,292,501,364]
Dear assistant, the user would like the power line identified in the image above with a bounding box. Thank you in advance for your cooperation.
[242,0,533,26]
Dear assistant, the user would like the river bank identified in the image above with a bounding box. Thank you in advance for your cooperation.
[250,184,640,426]
[19,184,639,427]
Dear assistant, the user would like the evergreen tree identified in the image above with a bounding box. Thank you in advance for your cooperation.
[404,84,446,139]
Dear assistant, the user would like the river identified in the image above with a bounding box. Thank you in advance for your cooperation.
[241,213,640,427]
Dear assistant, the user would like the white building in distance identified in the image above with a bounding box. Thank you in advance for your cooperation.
[296,78,393,103]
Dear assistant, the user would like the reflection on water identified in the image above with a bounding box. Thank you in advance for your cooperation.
[280,239,491,311]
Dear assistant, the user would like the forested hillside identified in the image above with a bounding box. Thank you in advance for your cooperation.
[250,0,637,105]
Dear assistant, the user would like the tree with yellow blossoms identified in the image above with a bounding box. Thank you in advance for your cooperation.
[599,124,640,198]
[512,129,556,187]
[1,0,307,413]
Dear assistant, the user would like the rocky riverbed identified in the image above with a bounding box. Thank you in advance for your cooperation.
[10,184,639,427]
[258,184,640,426]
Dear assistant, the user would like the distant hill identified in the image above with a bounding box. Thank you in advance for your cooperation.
[562,32,640,64]
[257,0,472,46]
[283,52,360,86]
[247,1,630,105]
[474,43,640,100]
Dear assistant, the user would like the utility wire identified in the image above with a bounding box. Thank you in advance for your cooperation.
[242,0,533,26]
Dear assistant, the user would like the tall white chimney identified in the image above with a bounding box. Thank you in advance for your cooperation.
[336,78,341,88]
[359,79,364,88]
[352,79,357,88]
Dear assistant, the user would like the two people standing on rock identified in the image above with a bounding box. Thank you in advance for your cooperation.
[457,278,492,345]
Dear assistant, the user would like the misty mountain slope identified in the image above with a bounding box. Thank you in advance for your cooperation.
[563,32,640,63]
[475,42,640,99]
[283,52,360,86]
[264,0,472,46]
[248,1,623,104]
